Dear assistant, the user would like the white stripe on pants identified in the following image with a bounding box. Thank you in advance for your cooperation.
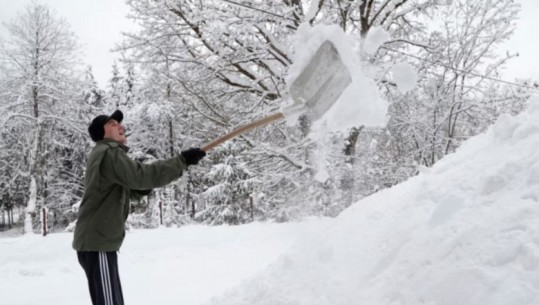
[99,252,114,305]
[77,251,124,305]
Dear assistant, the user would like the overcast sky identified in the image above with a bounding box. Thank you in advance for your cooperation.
[0,0,537,88]
[0,0,136,88]
[499,0,539,83]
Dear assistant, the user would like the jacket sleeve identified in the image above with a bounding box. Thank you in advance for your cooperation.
[101,147,188,190]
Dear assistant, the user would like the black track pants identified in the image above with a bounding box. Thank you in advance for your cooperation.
[77,251,124,305]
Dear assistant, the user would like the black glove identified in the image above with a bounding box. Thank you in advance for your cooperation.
[181,147,206,165]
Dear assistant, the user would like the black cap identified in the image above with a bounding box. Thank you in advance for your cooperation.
[88,110,124,142]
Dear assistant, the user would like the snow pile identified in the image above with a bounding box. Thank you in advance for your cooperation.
[207,96,539,305]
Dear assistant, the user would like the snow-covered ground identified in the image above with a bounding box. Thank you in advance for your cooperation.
[0,220,331,305]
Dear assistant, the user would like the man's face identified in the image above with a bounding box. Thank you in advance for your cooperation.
[103,119,127,144]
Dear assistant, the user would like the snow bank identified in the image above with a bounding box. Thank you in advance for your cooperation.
[207,96,539,305]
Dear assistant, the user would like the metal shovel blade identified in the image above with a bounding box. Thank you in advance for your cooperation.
[287,40,352,120]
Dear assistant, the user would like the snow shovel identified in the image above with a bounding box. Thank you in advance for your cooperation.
[201,40,352,152]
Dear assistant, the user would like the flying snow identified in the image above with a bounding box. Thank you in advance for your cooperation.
[362,26,390,55]
[282,23,391,182]
[285,23,388,132]
[392,61,418,93]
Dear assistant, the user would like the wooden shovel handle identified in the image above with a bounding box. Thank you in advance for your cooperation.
[202,112,285,152]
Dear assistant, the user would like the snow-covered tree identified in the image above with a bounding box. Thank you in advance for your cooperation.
[107,62,123,109]
[381,0,520,167]
[0,2,84,233]
[76,0,536,229]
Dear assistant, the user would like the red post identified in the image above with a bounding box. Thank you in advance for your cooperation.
[42,207,47,237]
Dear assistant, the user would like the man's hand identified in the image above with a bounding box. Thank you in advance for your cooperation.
[181,148,207,165]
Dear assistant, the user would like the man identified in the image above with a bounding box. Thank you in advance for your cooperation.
[73,110,206,305]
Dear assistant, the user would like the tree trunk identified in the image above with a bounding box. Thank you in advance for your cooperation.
[1,209,5,231]
[341,126,364,207]
[8,207,13,229]
[24,177,37,234]
[343,126,363,157]
[187,172,194,218]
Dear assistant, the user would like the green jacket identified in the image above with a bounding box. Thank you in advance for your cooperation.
[72,139,188,252]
